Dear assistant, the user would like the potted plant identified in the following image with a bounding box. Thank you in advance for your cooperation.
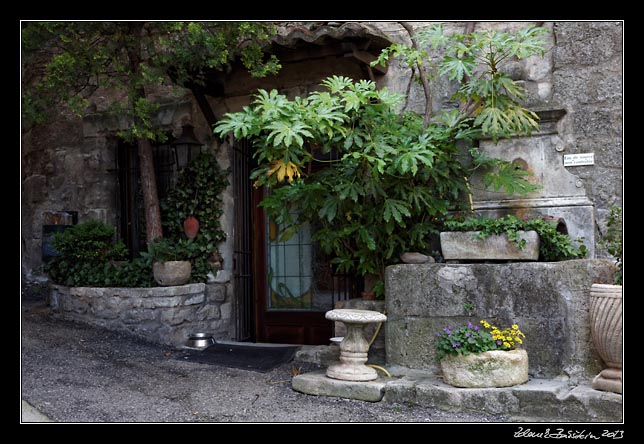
[441,215,587,262]
[589,206,622,394]
[148,238,195,286]
[435,320,528,388]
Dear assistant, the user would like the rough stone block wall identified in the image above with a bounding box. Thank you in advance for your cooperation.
[49,282,232,347]
[385,259,615,382]
[21,113,119,276]
[552,22,623,241]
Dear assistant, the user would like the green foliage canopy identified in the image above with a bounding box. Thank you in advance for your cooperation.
[22,21,281,142]
[214,25,549,295]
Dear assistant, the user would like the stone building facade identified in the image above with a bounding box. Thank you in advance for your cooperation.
[21,21,623,343]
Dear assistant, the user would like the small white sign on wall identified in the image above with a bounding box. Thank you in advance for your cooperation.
[563,153,595,167]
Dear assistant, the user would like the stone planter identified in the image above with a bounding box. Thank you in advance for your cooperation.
[440,349,529,388]
[153,261,192,286]
[589,283,622,394]
[440,231,539,261]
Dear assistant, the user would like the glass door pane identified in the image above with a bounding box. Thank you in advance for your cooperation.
[267,217,313,310]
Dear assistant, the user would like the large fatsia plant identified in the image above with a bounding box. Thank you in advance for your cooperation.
[215,25,547,296]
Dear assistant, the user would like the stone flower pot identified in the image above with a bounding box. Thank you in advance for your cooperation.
[589,283,622,394]
[440,349,529,388]
[440,231,539,261]
[153,261,192,286]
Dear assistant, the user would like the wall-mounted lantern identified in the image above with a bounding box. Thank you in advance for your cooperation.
[172,124,203,170]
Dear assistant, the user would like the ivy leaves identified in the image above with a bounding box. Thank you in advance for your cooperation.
[160,152,229,283]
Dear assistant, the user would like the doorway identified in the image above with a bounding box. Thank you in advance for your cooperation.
[232,141,358,345]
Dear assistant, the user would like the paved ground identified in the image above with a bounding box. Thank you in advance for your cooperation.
[21,295,509,423]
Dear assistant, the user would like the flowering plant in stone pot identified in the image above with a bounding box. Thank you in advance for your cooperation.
[435,320,528,388]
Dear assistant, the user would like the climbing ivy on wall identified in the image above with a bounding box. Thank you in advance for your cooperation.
[161,151,229,282]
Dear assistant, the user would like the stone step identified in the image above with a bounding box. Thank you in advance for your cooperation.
[385,374,622,422]
[293,370,387,402]
[292,368,623,422]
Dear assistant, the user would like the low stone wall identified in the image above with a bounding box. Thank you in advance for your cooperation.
[49,282,232,348]
[385,259,616,383]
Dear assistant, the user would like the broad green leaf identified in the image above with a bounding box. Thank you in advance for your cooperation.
[438,56,475,82]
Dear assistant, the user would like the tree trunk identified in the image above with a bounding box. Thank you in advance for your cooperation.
[126,22,163,243]
[137,137,163,242]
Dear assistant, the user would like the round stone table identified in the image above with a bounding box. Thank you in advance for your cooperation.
[325,309,387,381]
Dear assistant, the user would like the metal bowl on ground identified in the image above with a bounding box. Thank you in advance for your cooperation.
[187,333,214,349]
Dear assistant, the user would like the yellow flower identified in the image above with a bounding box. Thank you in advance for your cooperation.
[266,160,301,183]
[481,320,490,328]
[512,324,519,330]
[516,338,523,344]
[503,342,511,348]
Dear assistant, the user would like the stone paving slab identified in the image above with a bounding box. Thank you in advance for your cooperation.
[292,370,388,402]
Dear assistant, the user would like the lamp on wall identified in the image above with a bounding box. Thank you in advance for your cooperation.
[172,124,203,170]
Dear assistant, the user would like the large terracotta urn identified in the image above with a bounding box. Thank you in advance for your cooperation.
[589,283,622,394]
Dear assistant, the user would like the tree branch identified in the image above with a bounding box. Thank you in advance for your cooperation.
[400,22,432,124]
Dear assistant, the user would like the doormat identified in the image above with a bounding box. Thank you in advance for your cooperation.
[177,342,301,373]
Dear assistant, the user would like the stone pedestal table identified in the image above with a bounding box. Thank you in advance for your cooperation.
[325,309,387,381]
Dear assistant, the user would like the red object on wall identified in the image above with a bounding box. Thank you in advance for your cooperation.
[183,216,200,239]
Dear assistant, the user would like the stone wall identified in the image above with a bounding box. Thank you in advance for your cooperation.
[373,21,622,258]
[551,22,623,242]
[49,282,232,347]
[21,112,120,277]
[385,259,616,382]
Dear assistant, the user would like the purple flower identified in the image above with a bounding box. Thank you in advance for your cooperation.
[465,332,471,338]
[497,340,502,345]
[473,326,480,331]
[467,322,473,329]
[436,333,441,337]
[452,342,461,348]
[448,332,452,337]
[443,327,450,333]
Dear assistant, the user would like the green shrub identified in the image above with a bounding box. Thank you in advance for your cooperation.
[44,220,153,287]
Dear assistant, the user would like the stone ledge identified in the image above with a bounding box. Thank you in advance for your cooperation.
[382,373,622,422]
[292,366,622,421]
[292,370,388,402]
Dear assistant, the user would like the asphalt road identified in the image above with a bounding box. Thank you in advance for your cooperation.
[21,295,507,423]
